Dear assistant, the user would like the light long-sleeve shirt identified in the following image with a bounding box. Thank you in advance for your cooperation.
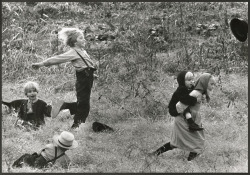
[40,144,71,168]
[42,47,96,72]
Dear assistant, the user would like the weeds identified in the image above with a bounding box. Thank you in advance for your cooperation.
[2,2,248,173]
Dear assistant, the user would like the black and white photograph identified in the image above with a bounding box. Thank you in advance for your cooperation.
[2,2,248,173]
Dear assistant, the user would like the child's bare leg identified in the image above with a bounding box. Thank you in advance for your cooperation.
[185,112,192,119]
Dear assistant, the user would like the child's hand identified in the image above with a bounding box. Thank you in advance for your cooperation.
[32,63,43,69]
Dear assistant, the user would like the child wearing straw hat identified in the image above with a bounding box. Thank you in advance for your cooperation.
[12,131,78,169]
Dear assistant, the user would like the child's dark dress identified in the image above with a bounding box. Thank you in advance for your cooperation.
[18,99,51,128]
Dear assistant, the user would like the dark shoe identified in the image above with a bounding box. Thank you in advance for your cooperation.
[187,152,198,161]
[189,122,204,131]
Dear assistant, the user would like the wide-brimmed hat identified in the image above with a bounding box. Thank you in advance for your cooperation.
[230,18,248,42]
[53,131,78,149]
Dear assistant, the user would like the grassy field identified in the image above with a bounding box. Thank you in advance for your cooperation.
[2,72,248,173]
[2,2,248,173]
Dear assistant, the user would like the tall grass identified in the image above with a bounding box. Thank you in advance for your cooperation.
[2,2,248,173]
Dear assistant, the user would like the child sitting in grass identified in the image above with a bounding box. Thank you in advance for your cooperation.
[168,71,203,131]
[15,81,52,130]
[12,131,78,169]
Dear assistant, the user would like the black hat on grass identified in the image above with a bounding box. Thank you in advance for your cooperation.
[230,18,248,42]
[92,122,114,132]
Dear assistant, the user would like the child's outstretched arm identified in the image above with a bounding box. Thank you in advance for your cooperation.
[32,50,76,69]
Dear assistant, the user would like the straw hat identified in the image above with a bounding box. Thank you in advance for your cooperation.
[53,131,78,149]
[230,18,248,42]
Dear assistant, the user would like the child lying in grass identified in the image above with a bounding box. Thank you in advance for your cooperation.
[12,131,78,169]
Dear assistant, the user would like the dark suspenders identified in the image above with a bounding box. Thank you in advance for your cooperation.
[74,49,97,71]
[44,147,65,164]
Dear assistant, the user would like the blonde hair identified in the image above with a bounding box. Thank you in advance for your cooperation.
[24,81,39,95]
[58,28,84,47]
[185,71,194,80]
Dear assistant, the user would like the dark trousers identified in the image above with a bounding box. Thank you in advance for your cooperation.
[60,102,77,115]
[74,69,94,124]
[12,153,47,169]
[34,155,47,168]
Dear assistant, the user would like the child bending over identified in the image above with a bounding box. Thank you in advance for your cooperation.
[149,73,216,161]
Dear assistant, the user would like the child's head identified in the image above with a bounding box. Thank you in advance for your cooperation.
[177,71,194,88]
[184,72,195,89]
[24,81,39,100]
[194,73,216,102]
[58,28,86,48]
[53,131,78,151]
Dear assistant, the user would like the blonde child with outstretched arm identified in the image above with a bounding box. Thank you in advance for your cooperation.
[32,28,98,129]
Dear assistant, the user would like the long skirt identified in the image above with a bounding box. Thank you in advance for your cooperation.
[170,102,205,154]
